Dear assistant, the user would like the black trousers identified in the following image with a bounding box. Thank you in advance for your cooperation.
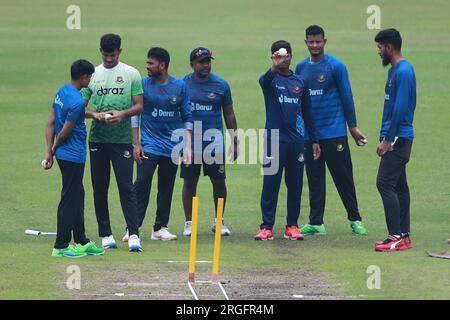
[305,137,361,225]
[376,138,412,236]
[89,142,139,237]
[260,141,305,230]
[54,160,89,249]
[133,153,178,231]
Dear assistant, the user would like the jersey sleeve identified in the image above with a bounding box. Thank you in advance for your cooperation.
[259,68,275,90]
[384,68,414,141]
[223,81,233,106]
[300,81,318,142]
[180,82,193,130]
[130,69,144,96]
[80,87,92,100]
[333,61,357,128]
[66,100,85,123]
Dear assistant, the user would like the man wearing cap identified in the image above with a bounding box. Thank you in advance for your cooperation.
[181,47,239,237]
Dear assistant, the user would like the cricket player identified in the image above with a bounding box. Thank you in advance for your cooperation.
[44,59,105,257]
[295,25,368,235]
[255,40,320,241]
[132,47,193,241]
[374,28,416,252]
[181,47,239,237]
[82,34,143,252]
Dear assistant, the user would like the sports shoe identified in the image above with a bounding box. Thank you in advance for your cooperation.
[151,227,177,241]
[122,228,129,242]
[128,234,143,252]
[212,219,231,236]
[51,246,87,258]
[350,220,368,235]
[254,228,274,241]
[300,224,326,235]
[284,226,304,240]
[102,235,117,249]
[183,221,192,236]
[375,235,407,252]
[76,241,105,256]
[402,234,413,249]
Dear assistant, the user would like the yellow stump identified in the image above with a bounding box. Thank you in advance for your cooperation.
[212,197,224,283]
[188,196,199,283]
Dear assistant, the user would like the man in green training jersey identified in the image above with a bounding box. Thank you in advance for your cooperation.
[82,33,144,252]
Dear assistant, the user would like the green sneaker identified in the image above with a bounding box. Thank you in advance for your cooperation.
[300,224,326,235]
[76,241,105,256]
[51,246,87,258]
[350,221,368,235]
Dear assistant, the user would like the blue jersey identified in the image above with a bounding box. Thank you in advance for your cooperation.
[136,76,193,157]
[53,83,86,163]
[380,60,416,141]
[259,68,317,144]
[295,55,357,140]
[182,73,232,153]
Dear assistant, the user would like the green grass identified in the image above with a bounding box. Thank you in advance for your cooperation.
[1,0,450,299]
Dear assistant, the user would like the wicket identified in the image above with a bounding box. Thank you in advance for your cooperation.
[187,196,229,300]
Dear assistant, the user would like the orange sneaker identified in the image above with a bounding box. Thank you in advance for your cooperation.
[284,226,304,240]
[254,228,274,241]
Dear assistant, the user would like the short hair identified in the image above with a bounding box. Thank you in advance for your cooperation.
[374,28,402,51]
[271,40,292,55]
[147,47,170,69]
[71,59,95,80]
[100,34,121,52]
[306,25,325,38]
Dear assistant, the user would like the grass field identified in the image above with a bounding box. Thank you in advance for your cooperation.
[1,0,450,300]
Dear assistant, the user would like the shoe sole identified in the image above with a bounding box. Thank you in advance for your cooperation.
[102,243,117,249]
[254,237,274,241]
[151,236,177,241]
[374,246,410,252]
[129,246,143,252]
[284,234,304,240]
[86,251,106,256]
[212,228,231,236]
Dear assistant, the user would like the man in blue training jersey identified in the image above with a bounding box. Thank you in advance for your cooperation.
[295,25,368,236]
[132,47,193,241]
[181,47,239,237]
[44,60,105,258]
[374,29,416,252]
[255,40,320,241]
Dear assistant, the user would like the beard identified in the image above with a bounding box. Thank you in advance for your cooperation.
[382,52,391,67]
[148,69,162,78]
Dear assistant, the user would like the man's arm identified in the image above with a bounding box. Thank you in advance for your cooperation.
[223,104,239,161]
[301,82,321,160]
[377,69,413,156]
[180,83,193,165]
[43,108,56,169]
[52,121,76,154]
[334,62,366,145]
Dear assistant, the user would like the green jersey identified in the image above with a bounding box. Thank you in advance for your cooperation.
[81,62,143,144]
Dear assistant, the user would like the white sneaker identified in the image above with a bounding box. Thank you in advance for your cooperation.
[122,229,129,242]
[183,221,192,236]
[212,220,231,236]
[128,234,142,252]
[151,227,177,241]
[102,235,117,249]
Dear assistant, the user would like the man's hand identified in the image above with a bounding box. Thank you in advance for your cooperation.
[271,52,288,69]
[377,140,391,157]
[106,110,125,124]
[183,146,192,166]
[349,127,367,146]
[133,143,145,165]
[44,151,54,170]
[228,140,239,162]
[312,143,321,160]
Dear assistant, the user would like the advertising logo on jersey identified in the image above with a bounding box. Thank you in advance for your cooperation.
[96,86,124,96]
[151,108,175,118]
[278,94,299,104]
